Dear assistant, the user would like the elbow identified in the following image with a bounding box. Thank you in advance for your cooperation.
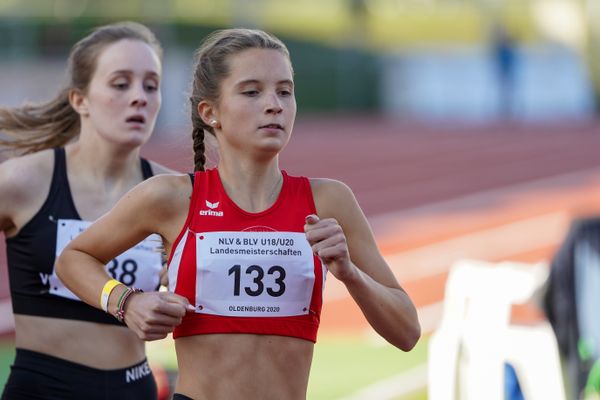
[389,318,421,352]
[55,253,66,280]
[399,322,421,352]
[394,295,422,351]
[55,250,73,282]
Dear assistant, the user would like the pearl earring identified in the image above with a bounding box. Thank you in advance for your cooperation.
[210,120,218,126]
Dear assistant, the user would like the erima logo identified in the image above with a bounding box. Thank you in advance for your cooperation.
[125,362,152,383]
[200,200,223,217]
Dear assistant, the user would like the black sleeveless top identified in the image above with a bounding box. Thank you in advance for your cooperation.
[6,148,160,325]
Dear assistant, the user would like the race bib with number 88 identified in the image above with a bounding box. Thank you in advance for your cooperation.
[51,219,162,300]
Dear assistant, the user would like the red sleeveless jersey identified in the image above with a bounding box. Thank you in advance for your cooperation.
[167,169,325,342]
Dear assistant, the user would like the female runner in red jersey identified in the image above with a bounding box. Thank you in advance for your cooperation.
[56,28,421,400]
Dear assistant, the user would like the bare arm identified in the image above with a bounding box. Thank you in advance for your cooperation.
[56,174,194,340]
[306,179,420,351]
[0,151,54,236]
[0,159,21,233]
[146,161,179,286]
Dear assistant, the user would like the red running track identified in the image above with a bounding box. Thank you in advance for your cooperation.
[3,115,600,334]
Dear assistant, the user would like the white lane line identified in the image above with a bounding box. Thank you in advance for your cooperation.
[340,303,450,399]
[339,364,428,400]
[388,211,567,282]
[324,212,568,303]
[368,166,600,230]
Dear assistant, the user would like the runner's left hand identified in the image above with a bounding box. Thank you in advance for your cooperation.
[304,214,357,282]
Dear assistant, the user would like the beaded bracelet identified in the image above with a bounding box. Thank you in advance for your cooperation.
[115,287,143,323]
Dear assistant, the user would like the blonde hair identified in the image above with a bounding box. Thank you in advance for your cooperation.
[189,28,290,172]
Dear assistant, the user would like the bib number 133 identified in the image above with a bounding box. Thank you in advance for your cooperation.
[194,230,314,317]
[228,264,286,297]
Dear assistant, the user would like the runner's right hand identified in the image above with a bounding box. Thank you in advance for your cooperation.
[123,292,195,341]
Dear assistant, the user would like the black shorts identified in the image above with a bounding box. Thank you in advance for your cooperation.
[173,395,193,400]
[1,348,158,400]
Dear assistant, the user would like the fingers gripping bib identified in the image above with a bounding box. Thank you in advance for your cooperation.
[168,169,325,342]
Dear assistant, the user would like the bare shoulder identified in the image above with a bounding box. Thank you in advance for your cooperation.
[0,150,54,233]
[0,149,54,192]
[121,173,193,242]
[129,173,192,210]
[308,178,358,219]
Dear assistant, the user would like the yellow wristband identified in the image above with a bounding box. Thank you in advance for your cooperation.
[100,279,122,312]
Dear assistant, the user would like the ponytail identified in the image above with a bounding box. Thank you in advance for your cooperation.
[190,96,211,172]
[0,89,79,154]
[192,127,206,172]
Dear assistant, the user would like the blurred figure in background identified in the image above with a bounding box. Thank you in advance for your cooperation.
[56,27,421,400]
[0,21,174,399]
[544,217,600,399]
[492,23,518,118]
